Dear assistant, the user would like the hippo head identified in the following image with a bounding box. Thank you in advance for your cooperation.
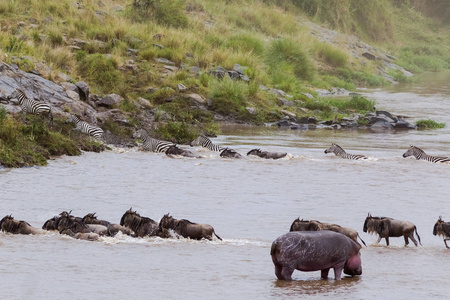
[344,250,362,276]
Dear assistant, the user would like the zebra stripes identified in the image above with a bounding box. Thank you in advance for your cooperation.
[324,143,367,160]
[10,88,53,125]
[402,145,450,163]
[66,114,104,139]
[190,135,225,152]
[133,129,176,153]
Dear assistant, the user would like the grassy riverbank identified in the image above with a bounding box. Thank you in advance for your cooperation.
[0,0,449,166]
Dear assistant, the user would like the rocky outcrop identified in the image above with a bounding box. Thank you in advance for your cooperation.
[272,110,416,131]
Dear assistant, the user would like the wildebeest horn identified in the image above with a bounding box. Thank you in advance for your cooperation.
[439,215,443,221]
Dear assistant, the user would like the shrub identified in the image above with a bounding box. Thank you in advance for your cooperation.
[155,121,199,143]
[208,78,248,115]
[416,119,445,129]
[132,0,188,28]
[266,38,315,81]
[77,54,125,95]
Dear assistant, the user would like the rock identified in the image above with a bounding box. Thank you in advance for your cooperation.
[281,110,296,118]
[208,66,226,79]
[227,70,240,80]
[75,81,89,101]
[190,66,201,76]
[164,65,178,72]
[155,58,175,65]
[98,94,122,108]
[239,75,250,82]
[234,63,245,75]
[278,98,296,107]
[136,97,152,109]
[301,93,314,99]
[362,52,377,60]
[66,90,80,102]
[393,119,416,129]
[177,83,187,92]
[246,107,257,115]
[370,120,393,130]
[187,93,206,104]
[127,48,139,56]
[60,82,78,93]
[57,72,72,82]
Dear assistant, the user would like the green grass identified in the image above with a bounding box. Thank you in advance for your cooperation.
[416,119,445,129]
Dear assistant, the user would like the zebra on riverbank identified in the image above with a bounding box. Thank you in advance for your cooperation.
[133,129,176,153]
[324,143,367,160]
[402,145,450,163]
[190,135,225,152]
[9,88,53,125]
[66,114,104,139]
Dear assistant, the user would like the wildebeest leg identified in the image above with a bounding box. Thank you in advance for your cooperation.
[321,268,330,279]
[376,236,382,244]
[444,238,450,249]
[280,267,294,281]
[404,235,410,246]
[385,236,389,246]
[408,234,419,246]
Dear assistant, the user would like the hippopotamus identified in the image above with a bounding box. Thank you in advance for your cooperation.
[270,231,362,281]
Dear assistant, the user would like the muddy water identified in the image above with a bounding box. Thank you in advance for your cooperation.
[1,73,450,299]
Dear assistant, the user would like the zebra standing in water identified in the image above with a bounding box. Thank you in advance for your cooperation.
[8,88,53,125]
[133,129,176,153]
[324,143,367,160]
[66,114,104,139]
[402,145,450,163]
[190,135,225,152]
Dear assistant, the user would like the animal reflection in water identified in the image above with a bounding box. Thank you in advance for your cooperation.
[247,148,287,160]
[433,216,450,248]
[289,218,366,247]
[159,213,222,241]
[402,145,450,163]
[0,215,46,235]
[119,208,162,238]
[324,143,367,160]
[363,213,422,246]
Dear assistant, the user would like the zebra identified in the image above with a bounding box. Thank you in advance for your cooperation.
[190,135,225,152]
[324,143,367,160]
[402,145,450,163]
[8,88,53,125]
[66,114,104,139]
[133,129,176,153]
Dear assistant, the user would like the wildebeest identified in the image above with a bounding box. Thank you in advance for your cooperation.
[433,216,450,248]
[165,145,202,158]
[0,215,46,235]
[82,213,134,236]
[220,148,242,159]
[42,215,61,231]
[159,213,222,241]
[56,211,108,236]
[363,213,422,246]
[119,208,161,237]
[247,148,287,160]
[290,218,366,247]
[60,228,99,241]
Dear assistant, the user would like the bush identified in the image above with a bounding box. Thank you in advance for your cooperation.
[155,122,199,143]
[77,54,125,95]
[132,0,188,28]
[208,78,248,115]
[266,38,315,81]
[416,119,445,129]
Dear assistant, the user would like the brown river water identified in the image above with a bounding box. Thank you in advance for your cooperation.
[1,72,449,299]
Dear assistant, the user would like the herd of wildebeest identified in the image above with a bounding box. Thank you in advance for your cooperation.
[1,209,450,281]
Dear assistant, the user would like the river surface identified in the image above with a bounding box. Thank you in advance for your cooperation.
[1,72,449,299]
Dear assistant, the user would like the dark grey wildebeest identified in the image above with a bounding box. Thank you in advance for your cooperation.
[363,213,421,246]
[433,216,450,248]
